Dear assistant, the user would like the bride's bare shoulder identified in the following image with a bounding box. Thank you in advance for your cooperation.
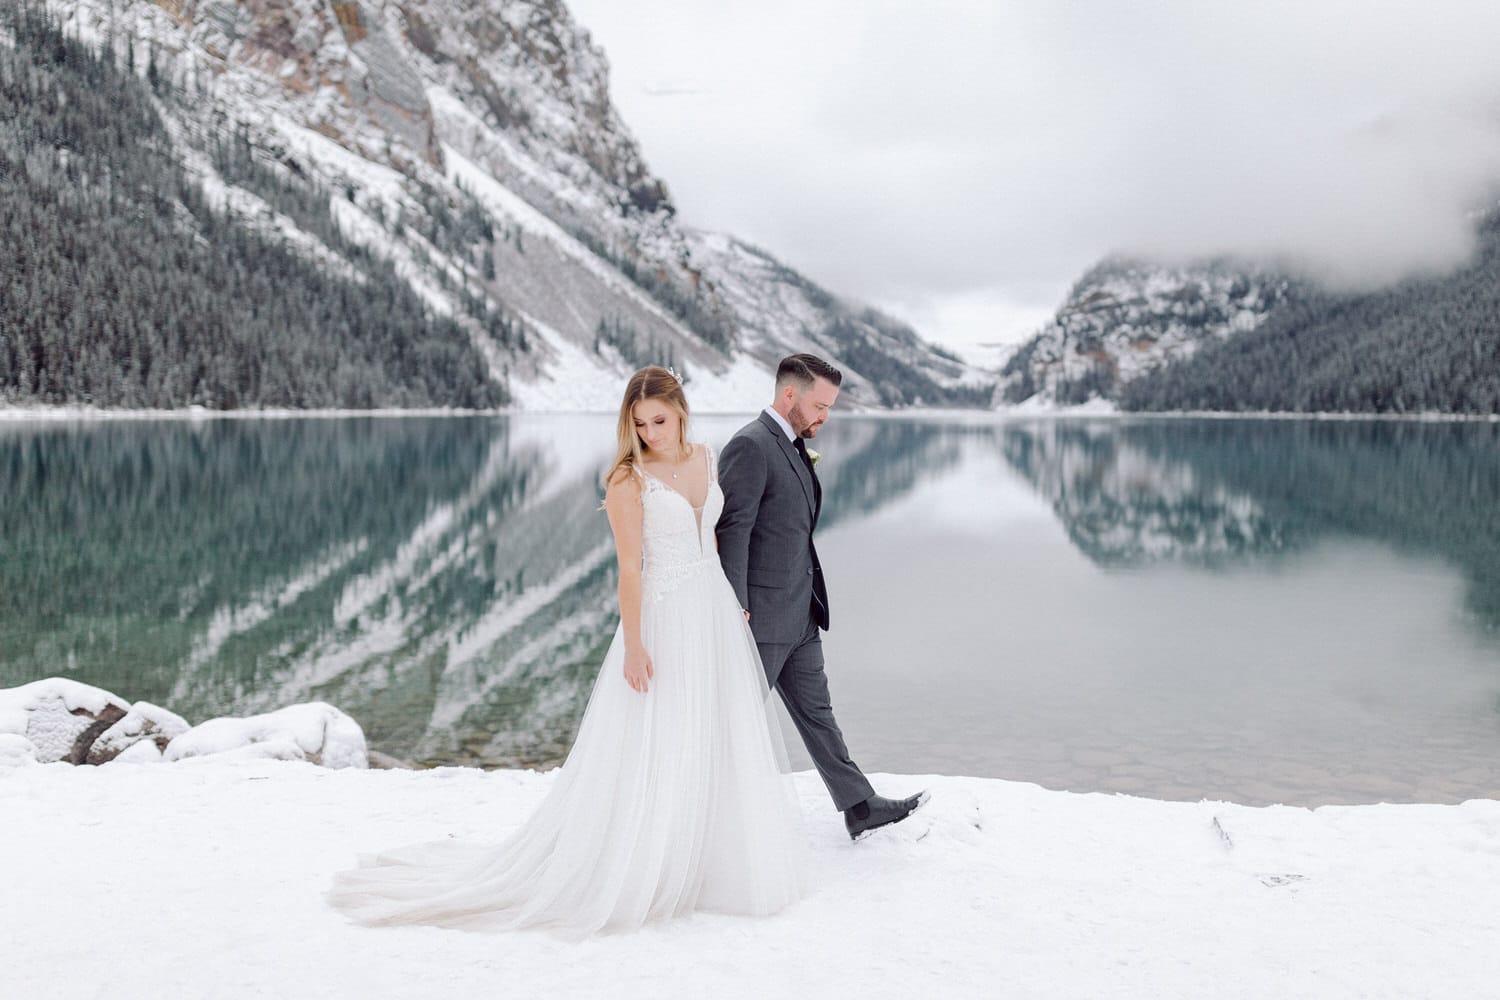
[604,464,643,498]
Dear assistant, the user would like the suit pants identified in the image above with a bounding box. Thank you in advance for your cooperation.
[757,618,875,812]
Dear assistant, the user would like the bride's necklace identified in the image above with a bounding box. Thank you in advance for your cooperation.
[656,446,691,479]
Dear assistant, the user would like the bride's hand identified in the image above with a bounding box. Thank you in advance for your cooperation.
[624,646,654,693]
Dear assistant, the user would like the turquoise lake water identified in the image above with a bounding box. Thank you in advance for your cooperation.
[3,414,1497,805]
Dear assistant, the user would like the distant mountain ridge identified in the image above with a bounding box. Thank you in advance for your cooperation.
[1119,212,1500,414]
[999,259,1299,407]
[1001,213,1500,415]
[1,0,985,411]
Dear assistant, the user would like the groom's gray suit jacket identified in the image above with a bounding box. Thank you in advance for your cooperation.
[717,410,874,812]
[716,410,829,645]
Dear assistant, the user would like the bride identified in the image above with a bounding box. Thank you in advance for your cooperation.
[328,367,806,935]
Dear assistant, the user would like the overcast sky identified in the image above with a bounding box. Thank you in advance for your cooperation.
[567,1,1500,350]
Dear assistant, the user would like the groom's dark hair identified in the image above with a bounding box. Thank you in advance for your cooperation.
[776,353,842,390]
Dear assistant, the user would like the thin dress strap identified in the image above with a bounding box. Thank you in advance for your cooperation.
[704,442,717,484]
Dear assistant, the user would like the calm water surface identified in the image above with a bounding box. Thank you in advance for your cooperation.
[3,414,1498,806]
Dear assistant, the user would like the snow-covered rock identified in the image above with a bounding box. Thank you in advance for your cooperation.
[110,739,166,765]
[89,702,192,765]
[0,678,131,764]
[164,702,369,769]
[0,732,39,768]
[1000,257,1297,407]
[0,680,370,770]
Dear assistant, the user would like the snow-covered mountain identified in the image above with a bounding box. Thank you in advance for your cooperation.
[998,258,1298,409]
[50,0,981,410]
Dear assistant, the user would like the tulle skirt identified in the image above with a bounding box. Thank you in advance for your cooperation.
[327,557,806,936]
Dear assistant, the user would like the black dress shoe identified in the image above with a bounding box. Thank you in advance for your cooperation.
[844,791,928,840]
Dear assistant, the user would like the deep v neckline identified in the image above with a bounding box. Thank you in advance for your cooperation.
[642,446,711,509]
[642,471,711,515]
[642,446,717,551]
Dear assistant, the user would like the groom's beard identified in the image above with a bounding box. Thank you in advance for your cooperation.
[789,401,822,438]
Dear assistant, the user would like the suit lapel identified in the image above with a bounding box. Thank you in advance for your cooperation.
[758,411,817,521]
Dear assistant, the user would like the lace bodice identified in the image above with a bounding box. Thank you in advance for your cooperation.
[639,445,723,602]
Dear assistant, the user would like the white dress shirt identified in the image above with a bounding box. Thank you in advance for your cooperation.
[762,405,795,441]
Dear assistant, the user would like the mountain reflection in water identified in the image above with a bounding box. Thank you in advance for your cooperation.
[2,415,1497,803]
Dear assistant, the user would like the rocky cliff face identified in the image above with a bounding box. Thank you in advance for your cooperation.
[399,0,671,235]
[999,258,1298,409]
[53,0,979,410]
[144,0,440,165]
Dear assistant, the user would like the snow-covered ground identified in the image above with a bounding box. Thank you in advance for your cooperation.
[2,757,1497,999]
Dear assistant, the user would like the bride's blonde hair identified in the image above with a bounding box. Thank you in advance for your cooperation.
[605,366,690,488]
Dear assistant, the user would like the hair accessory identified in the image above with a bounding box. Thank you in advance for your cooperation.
[665,365,684,386]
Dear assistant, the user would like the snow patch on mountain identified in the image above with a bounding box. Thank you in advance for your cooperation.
[1000,259,1297,408]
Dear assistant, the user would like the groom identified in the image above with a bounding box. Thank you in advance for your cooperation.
[716,353,925,840]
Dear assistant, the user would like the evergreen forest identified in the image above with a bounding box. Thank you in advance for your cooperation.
[1121,214,1500,414]
[0,5,503,409]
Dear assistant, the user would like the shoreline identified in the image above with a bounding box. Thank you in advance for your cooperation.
[0,405,515,422]
[2,403,1497,424]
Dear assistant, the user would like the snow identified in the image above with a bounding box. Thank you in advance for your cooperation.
[0,760,1496,999]
[685,231,839,357]
[0,679,369,769]
[176,136,363,285]
[0,678,120,723]
[442,138,644,303]
[109,738,165,765]
[0,678,127,762]
[1001,394,1121,417]
[268,116,411,208]
[675,352,778,413]
[91,702,191,762]
[163,703,369,769]
[441,141,787,412]
[508,313,636,412]
[0,733,37,767]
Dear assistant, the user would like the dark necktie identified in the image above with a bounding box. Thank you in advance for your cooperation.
[794,437,822,521]
[794,436,814,472]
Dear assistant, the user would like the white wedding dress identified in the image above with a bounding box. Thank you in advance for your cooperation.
[328,445,805,936]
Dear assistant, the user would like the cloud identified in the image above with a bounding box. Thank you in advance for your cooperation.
[572,0,1500,343]
[1058,1,1500,289]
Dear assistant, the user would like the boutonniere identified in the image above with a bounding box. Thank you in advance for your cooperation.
[806,448,821,465]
